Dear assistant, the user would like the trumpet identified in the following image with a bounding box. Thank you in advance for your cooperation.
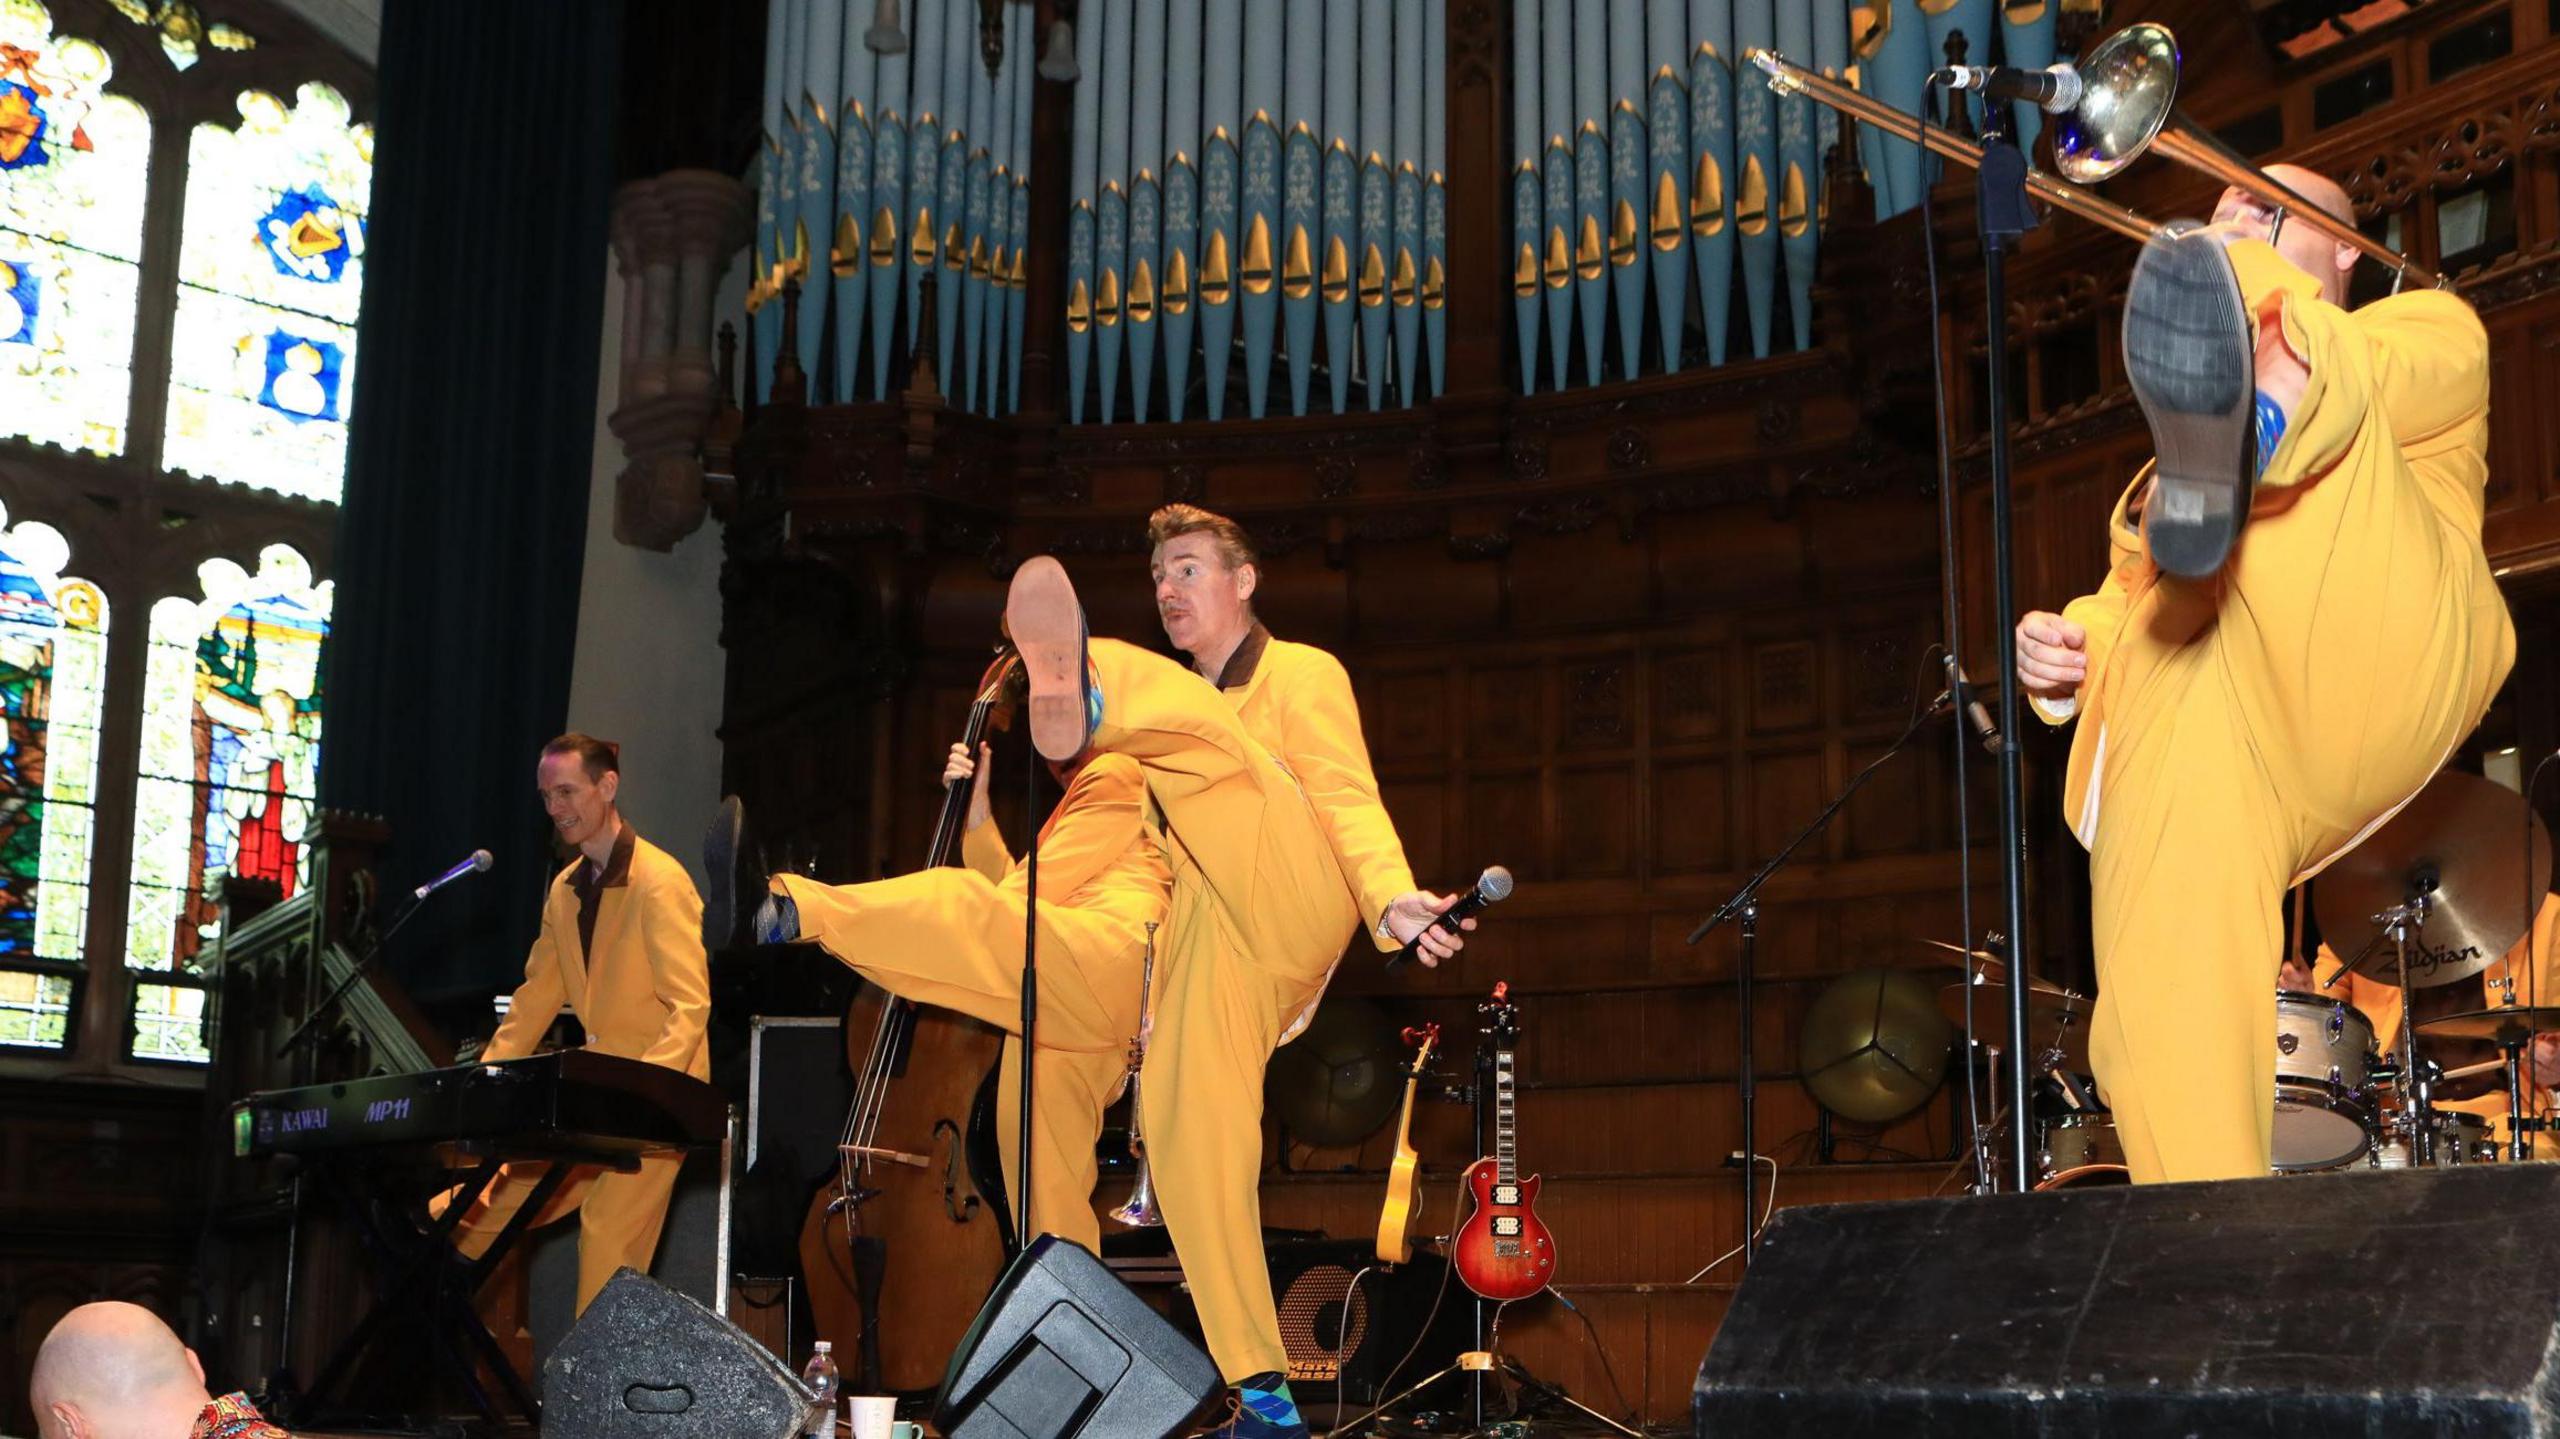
[1109,921,1164,1227]
[1749,20,2444,292]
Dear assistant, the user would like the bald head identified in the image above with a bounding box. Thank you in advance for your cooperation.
[30,1303,208,1439]
[2211,163,2362,305]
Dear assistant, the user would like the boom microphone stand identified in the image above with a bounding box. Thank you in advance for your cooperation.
[1688,693,1961,1261]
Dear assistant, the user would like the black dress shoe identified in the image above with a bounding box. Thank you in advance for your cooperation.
[2123,226,2257,579]
[700,795,771,954]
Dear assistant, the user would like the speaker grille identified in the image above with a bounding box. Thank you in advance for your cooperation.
[1277,1263,1371,1383]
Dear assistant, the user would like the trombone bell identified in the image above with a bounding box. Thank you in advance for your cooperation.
[2050,23,2180,186]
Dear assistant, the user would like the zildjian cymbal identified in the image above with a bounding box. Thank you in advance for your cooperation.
[2316,771,2551,990]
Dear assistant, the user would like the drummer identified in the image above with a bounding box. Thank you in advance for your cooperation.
[2282,891,2560,1157]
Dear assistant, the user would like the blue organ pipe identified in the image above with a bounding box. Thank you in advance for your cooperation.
[1323,0,1359,413]
[1126,0,1166,420]
[1540,0,1573,390]
[1511,3,1542,394]
[1239,0,1283,418]
[799,0,841,397]
[1607,0,1645,381]
[1733,0,1776,359]
[1160,0,1202,420]
[1280,0,1321,416]
[1359,0,1393,409]
[1006,8,1032,414]
[1392,0,1422,405]
[1572,0,1607,386]
[1777,0,1816,351]
[1199,0,1243,419]
[1067,0,1102,419]
[1646,0,1689,375]
[1094,0,1131,420]
[1422,0,1446,398]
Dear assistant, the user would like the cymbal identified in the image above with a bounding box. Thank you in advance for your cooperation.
[2415,1005,2560,1044]
[1937,958,2093,1070]
[2316,771,2550,989]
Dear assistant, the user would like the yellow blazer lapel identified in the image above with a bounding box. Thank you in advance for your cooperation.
[549,876,591,1013]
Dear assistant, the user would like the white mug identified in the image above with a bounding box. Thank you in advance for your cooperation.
[889,1424,924,1439]
[844,1395,898,1439]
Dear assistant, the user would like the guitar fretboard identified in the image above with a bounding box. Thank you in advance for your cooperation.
[1493,1046,1516,1186]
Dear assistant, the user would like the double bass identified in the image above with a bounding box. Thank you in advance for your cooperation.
[799,652,1019,1393]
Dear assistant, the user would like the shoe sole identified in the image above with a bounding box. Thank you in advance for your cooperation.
[1006,557,1091,762]
[2123,230,2254,579]
[701,795,743,953]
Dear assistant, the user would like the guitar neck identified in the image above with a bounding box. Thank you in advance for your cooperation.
[1492,1043,1517,1186]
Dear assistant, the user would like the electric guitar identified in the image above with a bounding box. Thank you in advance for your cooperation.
[1374,1022,1442,1265]
[1450,984,1556,1301]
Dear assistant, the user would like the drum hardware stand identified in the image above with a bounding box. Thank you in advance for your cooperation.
[2379,896,2441,1164]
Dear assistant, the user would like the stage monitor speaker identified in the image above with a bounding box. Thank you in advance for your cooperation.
[1693,1165,2560,1437]
[544,1269,813,1439]
[935,1234,1222,1439]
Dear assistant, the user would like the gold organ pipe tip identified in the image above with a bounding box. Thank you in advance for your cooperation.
[1202,229,1233,305]
[1544,228,1570,288]
[871,207,899,264]
[1096,267,1121,326]
[1283,225,1314,300]
[1242,215,1275,295]
[1128,257,1156,323]
[1575,214,1603,280]
[1067,277,1091,332]
[1392,247,1416,306]
[910,208,936,267]
[1164,247,1192,314]
[1323,234,1351,303]
[1421,256,1445,310]
[1515,241,1540,297]
[1610,199,1639,266]
[1360,243,1387,306]
[1693,154,1727,235]
[1780,164,1810,238]
[830,213,862,276]
[2005,0,2050,21]
[1652,171,1684,251]
[944,222,967,269]
[1737,155,1769,237]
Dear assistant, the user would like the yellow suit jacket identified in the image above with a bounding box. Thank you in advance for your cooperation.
[2036,239,2501,867]
[484,828,711,1080]
[1225,635,1418,947]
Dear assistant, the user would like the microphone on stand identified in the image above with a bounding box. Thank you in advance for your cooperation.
[1386,865,1514,975]
[1934,667,2005,757]
[412,848,495,902]
[1936,62,2086,114]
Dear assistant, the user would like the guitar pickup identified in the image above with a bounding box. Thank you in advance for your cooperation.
[1492,1184,1521,1205]
[1492,1216,1522,1237]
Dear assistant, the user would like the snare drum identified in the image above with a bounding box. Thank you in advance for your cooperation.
[2272,989,2377,1172]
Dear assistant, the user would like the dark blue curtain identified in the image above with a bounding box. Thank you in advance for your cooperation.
[321,0,622,999]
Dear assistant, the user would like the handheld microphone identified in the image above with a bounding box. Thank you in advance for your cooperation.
[1386,865,1514,975]
[1934,667,2005,757]
[413,848,495,902]
[1937,62,2084,114]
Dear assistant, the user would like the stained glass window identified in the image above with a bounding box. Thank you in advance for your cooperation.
[127,545,328,990]
[0,500,108,1051]
[162,82,368,500]
[0,0,150,458]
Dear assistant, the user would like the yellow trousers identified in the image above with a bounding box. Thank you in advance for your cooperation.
[433,1150,683,1314]
[1083,637,1364,1382]
[2075,246,2512,1183]
[774,867,1138,1250]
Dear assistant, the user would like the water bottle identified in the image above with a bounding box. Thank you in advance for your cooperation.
[801,1340,839,1438]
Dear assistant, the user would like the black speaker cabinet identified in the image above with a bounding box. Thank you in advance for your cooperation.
[1266,1239,1470,1413]
[936,1235,1222,1439]
[1694,1165,2560,1437]
[544,1269,812,1439]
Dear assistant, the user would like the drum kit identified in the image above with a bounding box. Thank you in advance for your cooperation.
[1935,772,2558,1190]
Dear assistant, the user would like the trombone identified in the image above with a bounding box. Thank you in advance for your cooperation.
[1749,21,2445,291]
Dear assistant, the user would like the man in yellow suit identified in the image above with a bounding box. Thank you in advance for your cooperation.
[434,734,711,1312]
[2015,166,2515,1183]
[1001,505,1471,1439]
[704,723,1170,1248]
